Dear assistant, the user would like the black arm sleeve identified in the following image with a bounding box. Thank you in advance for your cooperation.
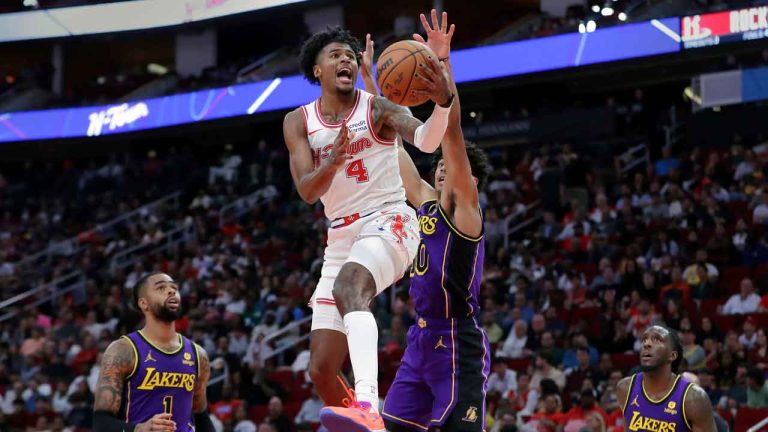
[194,411,216,432]
[93,410,136,432]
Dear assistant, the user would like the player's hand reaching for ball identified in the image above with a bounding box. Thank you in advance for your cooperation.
[359,33,375,82]
[136,413,176,432]
[412,55,453,107]
[328,121,354,169]
[413,9,455,61]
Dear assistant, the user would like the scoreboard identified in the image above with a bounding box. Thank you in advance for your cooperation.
[681,6,768,49]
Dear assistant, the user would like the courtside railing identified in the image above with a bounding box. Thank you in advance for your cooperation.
[0,271,86,323]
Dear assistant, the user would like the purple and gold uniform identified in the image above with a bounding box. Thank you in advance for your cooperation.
[120,330,199,432]
[383,200,490,432]
[622,372,695,432]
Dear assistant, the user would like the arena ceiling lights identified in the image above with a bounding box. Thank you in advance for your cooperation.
[0,0,308,43]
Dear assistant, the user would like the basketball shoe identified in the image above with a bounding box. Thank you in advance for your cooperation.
[319,376,385,432]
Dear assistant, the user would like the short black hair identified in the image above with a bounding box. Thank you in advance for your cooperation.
[748,367,766,386]
[132,271,165,310]
[299,26,361,85]
[665,326,684,372]
[431,141,491,190]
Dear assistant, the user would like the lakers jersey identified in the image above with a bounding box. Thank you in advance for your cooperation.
[120,331,199,431]
[409,200,484,319]
[623,372,694,432]
[301,89,406,220]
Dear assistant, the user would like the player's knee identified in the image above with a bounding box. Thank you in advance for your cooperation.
[332,263,376,314]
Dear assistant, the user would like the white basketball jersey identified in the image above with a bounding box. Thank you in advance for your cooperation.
[301,89,406,220]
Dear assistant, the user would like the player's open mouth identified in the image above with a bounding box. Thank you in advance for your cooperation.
[166,298,180,309]
[337,68,353,84]
[641,352,653,360]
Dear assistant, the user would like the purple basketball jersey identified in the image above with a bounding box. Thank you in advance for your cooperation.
[409,200,484,319]
[623,372,694,432]
[121,331,199,431]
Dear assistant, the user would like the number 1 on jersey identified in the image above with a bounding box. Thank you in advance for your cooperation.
[346,159,369,183]
[163,396,173,415]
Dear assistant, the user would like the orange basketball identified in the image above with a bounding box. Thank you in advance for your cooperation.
[375,40,437,107]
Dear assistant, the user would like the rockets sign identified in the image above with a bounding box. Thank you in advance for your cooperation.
[681,6,768,48]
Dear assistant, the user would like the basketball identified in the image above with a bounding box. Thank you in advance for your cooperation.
[376,40,437,107]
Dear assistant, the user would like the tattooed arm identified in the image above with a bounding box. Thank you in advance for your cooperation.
[93,338,175,432]
[192,345,216,432]
[683,384,717,432]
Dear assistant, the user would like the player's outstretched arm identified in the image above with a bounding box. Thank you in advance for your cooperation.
[283,109,354,204]
[93,338,176,432]
[357,31,436,206]
[371,55,453,153]
[684,384,717,432]
[192,345,216,432]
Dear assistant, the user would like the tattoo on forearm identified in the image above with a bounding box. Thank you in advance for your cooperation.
[93,340,134,413]
[193,347,211,413]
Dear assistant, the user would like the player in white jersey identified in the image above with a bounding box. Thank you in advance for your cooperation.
[283,26,454,432]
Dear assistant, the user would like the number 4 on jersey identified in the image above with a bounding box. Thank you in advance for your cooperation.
[346,159,369,183]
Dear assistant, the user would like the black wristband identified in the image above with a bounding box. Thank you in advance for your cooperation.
[194,411,216,432]
[93,410,136,432]
[439,93,455,108]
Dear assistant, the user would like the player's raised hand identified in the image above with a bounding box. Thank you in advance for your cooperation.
[412,54,452,107]
[413,9,455,61]
[359,33,375,81]
[329,121,354,168]
[136,413,176,431]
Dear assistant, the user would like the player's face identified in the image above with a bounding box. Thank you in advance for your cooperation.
[316,42,358,94]
[141,273,182,323]
[639,326,675,372]
[434,159,446,191]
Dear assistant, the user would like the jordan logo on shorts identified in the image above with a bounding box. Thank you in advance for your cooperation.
[462,406,478,423]
[434,336,447,350]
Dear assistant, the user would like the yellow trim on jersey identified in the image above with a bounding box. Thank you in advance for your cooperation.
[642,374,681,404]
[137,330,183,355]
[621,374,636,413]
[419,198,437,210]
[193,343,201,379]
[437,204,483,242]
[441,233,452,319]
[121,335,139,380]
[125,382,132,422]
[465,243,481,315]
[381,412,429,430]
[682,383,694,430]
[432,318,457,425]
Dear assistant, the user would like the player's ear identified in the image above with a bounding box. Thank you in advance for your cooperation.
[313,64,321,80]
[473,176,478,186]
[138,297,148,312]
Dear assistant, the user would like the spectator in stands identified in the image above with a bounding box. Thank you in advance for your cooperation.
[561,390,607,432]
[483,311,504,345]
[210,386,243,425]
[562,333,598,369]
[721,278,761,315]
[539,211,562,240]
[750,329,768,369]
[209,144,242,184]
[295,385,322,426]
[655,146,680,178]
[231,404,257,432]
[265,396,293,432]
[531,352,566,392]
[590,266,621,293]
[498,319,528,359]
[565,348,598,398]
[682,328,706,371]
[683,249,719,283]
[747,367,768,408]
[739,317,759,350]
[525,393,564,432]
[539,331,564,367]
[487,359,518,400]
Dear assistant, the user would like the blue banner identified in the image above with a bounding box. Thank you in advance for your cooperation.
[0,17,680,143]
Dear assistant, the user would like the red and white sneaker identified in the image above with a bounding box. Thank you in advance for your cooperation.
[319,377,385,432]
